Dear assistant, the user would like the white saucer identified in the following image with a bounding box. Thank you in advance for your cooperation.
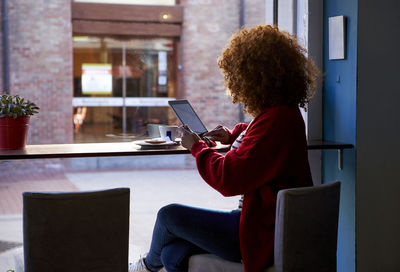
[133,139,180,149]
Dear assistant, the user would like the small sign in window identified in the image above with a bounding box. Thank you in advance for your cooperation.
[82,64,113,95]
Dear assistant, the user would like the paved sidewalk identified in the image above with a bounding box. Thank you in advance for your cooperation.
[0,168,240,271]
[0,170,78,215]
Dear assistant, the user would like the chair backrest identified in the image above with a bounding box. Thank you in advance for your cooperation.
[274,181,341,272]
[23,188,130,272]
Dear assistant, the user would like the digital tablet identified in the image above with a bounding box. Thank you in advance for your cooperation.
[168,100,208,135]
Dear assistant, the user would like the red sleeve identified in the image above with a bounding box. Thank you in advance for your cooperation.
[190,111,294,197]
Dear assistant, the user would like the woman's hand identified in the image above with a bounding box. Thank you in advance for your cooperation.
[181,125,201,150]
[203,125,230,144]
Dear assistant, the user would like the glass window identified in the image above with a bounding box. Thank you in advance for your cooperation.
[73,36,178,142]
[73,36,176,98]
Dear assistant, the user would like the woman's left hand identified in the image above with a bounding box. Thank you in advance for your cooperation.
[181,125,201,150]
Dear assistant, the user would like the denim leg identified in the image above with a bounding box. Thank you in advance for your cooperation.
[160,239,205,272]
[145,203,241,272]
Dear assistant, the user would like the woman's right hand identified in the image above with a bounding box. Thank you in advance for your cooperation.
[204,125,230,144]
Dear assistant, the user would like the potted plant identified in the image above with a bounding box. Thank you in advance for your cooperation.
[0,94,40,150]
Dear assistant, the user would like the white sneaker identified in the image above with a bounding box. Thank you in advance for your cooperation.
[129,257,151,272]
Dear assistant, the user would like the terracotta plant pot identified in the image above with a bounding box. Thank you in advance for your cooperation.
[0,116,30,150]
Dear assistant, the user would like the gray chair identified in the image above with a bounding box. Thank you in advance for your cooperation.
[188,181,341,272]
[23,188,130,272]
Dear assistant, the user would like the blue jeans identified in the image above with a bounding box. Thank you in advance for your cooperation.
[144,203,242,272]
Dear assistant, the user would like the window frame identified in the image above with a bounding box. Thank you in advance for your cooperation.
[266,0,323,184]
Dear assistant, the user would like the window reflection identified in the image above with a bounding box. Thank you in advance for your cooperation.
[73,36,177,142]
[73,36,175,98]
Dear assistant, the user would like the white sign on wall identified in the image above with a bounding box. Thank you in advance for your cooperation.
[329,16,346,60]
[82,63,113,95]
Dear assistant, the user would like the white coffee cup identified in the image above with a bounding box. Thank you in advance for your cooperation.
[159,125,180,141]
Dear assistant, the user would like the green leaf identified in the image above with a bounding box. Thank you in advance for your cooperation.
[0,94,39,117]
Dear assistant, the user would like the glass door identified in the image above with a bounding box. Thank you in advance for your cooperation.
[73,36,177,143]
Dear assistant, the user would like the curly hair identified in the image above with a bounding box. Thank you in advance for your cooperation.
[217,25,320,116]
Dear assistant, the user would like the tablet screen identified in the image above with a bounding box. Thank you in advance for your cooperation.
[168,100,208,135]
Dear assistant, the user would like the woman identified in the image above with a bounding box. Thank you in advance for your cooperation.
[130,24,319,272]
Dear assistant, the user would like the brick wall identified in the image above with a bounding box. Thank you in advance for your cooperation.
[245,0,266,27]
[5,0,73,144]
[0,2,4,92]
[181,0,266,130]
[181,0,241,130]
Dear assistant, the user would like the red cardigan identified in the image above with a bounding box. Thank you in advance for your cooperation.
[190,105,312,272]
